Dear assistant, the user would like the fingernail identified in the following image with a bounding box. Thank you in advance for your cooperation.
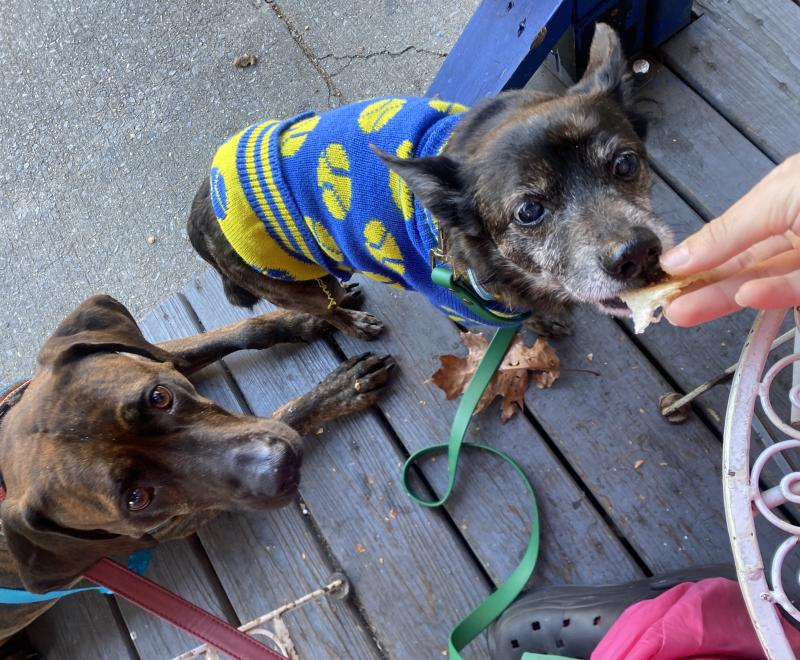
[660,243,689,270]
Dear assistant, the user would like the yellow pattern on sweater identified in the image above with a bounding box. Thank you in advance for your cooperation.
[211,120,327,281]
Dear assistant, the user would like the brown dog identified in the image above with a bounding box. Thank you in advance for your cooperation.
[0,295,395,643]
[187,24,671,338]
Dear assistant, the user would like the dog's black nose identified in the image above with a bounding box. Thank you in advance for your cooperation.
[229,440,302,500]
[602,228,662,281]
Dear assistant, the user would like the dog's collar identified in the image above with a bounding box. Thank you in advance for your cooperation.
[0,380,31,422]
[0,380,31,503]
[429,226,530,324]
[466,270,495,302]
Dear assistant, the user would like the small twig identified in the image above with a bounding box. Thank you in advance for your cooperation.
[174,578,344,659]
[662,328,795,417]
[561,367,602,377]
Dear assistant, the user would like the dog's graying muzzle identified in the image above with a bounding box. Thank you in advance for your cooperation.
[601,226,662,282]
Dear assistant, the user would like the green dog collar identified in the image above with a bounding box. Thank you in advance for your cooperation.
[431,265,531,325]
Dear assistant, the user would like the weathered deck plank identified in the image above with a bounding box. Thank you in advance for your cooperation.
[522,308,732,571]
[143,293,382,660]
[663,0,800,162]
[185,271,493,659]
[330,280,643,587]
[25,593,135,660]
[638,65,774,219]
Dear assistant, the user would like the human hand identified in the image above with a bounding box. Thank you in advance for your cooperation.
[661,154,800,326]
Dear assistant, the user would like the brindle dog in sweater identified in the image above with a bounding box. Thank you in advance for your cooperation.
[0,295,395,644]
[187,24,672,338]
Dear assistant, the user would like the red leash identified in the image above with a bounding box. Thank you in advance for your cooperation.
[86,559,286,659]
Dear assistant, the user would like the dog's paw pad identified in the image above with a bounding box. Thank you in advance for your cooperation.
[347,311,385,340]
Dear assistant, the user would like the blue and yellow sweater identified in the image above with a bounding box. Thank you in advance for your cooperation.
[209,97,519,326]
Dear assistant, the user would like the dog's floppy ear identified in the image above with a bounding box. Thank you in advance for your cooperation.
[567,23,629,102]
[0,498,155,593]
[37,294,187,370]
[372,146,479,235]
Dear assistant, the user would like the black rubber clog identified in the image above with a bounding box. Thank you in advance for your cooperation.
[488,564,736,659]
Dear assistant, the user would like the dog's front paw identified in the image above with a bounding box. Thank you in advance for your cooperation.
[320,353,397,415]
[343,310,385,340]
[339,281,364,309]
[525,308,573,338]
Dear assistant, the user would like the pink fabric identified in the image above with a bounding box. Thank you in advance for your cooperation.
[592,577,800,660]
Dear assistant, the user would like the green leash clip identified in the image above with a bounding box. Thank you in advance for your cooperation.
[401,266,557,659]
[431,266,531,325]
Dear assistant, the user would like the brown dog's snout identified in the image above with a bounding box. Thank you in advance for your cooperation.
[601,227,662,282]
[227,439,302,501]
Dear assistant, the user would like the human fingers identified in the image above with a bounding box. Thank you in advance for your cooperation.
[665,248,800,326]
[660,155,800,276]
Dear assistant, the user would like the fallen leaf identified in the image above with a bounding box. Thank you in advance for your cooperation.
[430,333,489,399]
[430,331,560,422]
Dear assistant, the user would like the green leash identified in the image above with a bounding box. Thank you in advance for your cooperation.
[402,266,565,658]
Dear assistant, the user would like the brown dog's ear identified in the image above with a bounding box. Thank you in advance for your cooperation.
[0,499,155,593]
[372,146,481,236]
[567,23,629,102]
[37,294,187,370]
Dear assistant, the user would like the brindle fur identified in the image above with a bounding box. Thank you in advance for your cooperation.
[187,24,672,338]
[0,295,395,643]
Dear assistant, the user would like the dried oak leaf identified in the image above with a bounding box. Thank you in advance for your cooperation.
[430,331,560,422]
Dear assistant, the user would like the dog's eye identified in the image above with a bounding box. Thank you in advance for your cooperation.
[613,152,640,179]
[514,201,545,226]
[148,385,173,410]
[125,487,154,511]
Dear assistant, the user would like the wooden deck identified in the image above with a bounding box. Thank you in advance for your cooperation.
[27,1,800,658]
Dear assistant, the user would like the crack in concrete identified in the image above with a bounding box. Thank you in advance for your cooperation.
[319,45,449,63]
[320,45,448,79]
[263,0,344,107]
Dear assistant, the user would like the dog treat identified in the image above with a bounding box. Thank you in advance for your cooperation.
[620,272,711,334]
